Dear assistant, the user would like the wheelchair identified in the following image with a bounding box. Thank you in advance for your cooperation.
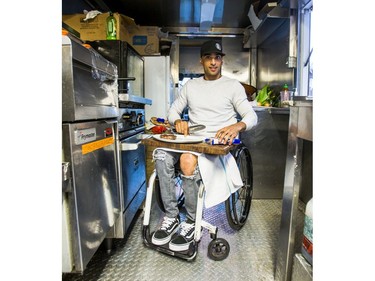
[142,143,253,261]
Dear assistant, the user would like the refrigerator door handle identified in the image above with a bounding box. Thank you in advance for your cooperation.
[121,141,142,151]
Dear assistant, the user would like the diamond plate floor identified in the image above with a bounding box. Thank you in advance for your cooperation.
[62,199,290,281]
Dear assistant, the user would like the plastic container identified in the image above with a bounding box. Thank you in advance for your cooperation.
[301,198,313,265]
[106,12,117,40]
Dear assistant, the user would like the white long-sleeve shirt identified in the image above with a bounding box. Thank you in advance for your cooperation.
[168,76,257,136]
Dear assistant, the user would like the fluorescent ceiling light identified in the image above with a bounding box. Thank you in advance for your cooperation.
[200,0,216,22]
[200,0,216,31]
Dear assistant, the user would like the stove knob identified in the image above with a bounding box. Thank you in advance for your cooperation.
[136,113,144,126]
[122,113,130,121]
[122,111,136,124]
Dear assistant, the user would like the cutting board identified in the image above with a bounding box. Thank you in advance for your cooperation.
[141,137,235,155]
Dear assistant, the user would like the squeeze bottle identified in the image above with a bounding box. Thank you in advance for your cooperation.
[282,84,289,101]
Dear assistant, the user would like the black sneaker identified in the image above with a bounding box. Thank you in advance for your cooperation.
[151,216,180,246]
[169,221,196,251]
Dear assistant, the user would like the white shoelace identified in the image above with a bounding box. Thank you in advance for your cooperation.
[160,217,177,230]
[179,222,195,236]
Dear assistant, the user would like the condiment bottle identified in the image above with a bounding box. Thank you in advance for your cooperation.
[283,84,289,100]
[281,84,290,107]
[301,198,313,265]
[106,12,117,40]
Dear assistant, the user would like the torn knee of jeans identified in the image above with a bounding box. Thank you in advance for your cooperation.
[180,166,200,180]
[181,174,195,180]
[153,150,167,161]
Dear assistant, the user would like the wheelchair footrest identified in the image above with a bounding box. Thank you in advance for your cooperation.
[142,225,198,261]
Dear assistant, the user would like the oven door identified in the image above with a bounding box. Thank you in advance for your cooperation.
[62,120,120,272]
[120,132,147,233]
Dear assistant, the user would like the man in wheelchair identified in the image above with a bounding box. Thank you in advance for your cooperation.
[151,40,258,252]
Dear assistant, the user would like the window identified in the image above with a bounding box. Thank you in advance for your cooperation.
[297,0,313,98]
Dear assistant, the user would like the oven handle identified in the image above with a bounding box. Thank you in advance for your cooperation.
[121,141,142,151]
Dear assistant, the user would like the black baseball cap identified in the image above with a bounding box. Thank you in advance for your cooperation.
[200,40,225,57]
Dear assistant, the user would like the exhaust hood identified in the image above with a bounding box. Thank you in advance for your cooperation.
[247,1,289,48]
[248,1,288,31]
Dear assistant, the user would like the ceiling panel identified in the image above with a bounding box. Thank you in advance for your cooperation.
[78,0,253,29]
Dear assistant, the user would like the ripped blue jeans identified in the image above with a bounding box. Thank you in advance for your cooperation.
[154,149,202,221]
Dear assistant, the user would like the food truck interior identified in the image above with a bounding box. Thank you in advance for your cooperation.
[61,0,313,280]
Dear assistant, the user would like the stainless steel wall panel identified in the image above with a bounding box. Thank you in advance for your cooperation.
[221,37,250,84]
[179,37,250,84]
[257,20,294,89]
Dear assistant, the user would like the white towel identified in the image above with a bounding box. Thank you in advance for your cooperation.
[198,153,243,208]
[152,148,242,208]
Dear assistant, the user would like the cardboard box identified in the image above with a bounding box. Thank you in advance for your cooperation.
[127,25,160,55]
[62,13,160,56]
[62,12,136,41]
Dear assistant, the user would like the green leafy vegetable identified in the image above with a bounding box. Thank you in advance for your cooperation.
[256,85,273,106]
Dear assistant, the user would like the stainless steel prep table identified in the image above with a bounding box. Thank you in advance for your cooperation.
[275,99,313,281]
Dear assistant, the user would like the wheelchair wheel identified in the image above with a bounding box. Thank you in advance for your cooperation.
[207,238,230,261]
[155,175,185,213]
[225,144,253,230]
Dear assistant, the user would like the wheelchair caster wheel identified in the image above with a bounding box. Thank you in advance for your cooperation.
[207,238,230,261]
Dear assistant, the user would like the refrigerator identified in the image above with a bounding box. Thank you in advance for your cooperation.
[144,56,176,121]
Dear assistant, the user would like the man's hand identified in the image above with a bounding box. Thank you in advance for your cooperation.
[174,119,189,136]
[215,122,246,144]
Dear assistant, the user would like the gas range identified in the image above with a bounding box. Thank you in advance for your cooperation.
[117,94,152,141]
[115,94,152,238]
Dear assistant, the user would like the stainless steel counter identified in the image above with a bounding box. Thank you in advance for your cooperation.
[241,106,290,199]
[275,100,313,281]
[253,106,291,115]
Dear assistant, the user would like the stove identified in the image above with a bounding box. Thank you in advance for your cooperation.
[112,94,152,238]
